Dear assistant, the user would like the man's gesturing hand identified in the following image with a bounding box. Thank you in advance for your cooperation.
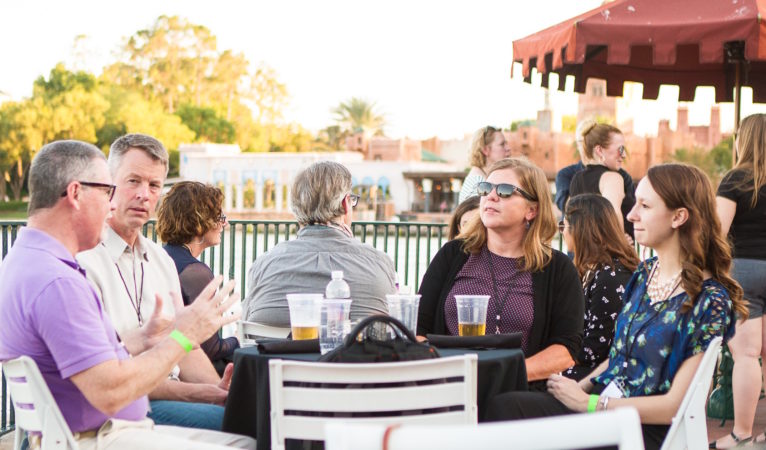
[175,276,241,347]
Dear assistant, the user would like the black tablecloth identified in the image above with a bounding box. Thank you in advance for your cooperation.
[221,346,527,450]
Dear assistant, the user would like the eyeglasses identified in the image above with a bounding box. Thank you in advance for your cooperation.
[617,145,627,159]
[348,194,360,207]
[60,181,116,201]
[476,181,535,201]
[558,220,568,234]
[218,214,227,224]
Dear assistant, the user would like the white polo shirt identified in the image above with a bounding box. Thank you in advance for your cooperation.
[77,226,180,338]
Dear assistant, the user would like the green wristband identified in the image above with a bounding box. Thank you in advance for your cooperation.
[587,394,599,413]
[170,329,193,353]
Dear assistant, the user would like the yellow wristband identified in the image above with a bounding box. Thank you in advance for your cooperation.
[587,394,599,413]
[170,329,193,353]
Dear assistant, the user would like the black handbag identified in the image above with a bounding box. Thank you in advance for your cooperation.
[319,314,440,363]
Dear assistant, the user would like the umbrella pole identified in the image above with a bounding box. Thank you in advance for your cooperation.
[733,60,742,166]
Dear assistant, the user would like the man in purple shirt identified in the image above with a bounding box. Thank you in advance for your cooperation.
[0,140,254,449]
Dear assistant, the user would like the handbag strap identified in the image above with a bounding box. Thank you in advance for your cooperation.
[345,314,418,345]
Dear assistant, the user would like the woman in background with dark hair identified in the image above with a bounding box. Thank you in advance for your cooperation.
[447,196,480,240]
[487,163,745,450]
[157,181,238,374]
[561,194,639,381]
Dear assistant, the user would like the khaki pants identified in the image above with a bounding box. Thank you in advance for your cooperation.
[74,418,256,450]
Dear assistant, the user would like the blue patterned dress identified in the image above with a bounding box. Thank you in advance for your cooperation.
[592,257,735,397]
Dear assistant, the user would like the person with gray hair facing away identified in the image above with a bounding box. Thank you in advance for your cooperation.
[243,160,394,326]
[0,140,254,449]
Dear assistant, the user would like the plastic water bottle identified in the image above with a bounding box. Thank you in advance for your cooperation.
[325,271,351,299]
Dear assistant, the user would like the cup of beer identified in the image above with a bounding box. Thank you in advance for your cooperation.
[386,294,421,335]
[286,293,323,340]
[454,295,490,336]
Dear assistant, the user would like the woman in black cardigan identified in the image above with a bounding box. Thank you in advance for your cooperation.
[417,158,584,383]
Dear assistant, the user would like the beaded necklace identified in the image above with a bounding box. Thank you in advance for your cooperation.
[646,260,682,304]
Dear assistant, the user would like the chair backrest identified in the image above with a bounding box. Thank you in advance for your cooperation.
[269,354,478,450]
[236,320,290,345]
[2,356,79,450]
[324,407,644,450]
[660,336,723,450]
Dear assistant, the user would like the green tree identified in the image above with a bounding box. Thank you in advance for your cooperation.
[671,139,732,185]
[332,97,385,136]
[175,104,236,143]
[98,85,195,154]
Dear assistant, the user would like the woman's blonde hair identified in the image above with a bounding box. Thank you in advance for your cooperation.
[579,122,622,160]
[730,113,766,208]
[469,126,501,169]
[459,157,558,272]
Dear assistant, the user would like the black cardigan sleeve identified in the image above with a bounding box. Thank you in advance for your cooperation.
[417,240,465,336]
[537,251,585,360]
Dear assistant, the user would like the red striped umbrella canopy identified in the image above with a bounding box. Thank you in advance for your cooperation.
[512,0,766,113]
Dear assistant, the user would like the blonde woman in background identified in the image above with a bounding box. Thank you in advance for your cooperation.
[712,113,766,448]
[458,126,510,203]
[568,122,635,239]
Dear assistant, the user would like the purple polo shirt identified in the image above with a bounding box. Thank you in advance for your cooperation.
[0,227,148,432]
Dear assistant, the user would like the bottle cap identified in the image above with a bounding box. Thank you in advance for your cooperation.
[331,270,344,279]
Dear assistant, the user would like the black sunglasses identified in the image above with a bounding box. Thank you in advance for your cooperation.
[218,214,227,224]
[476,181,535,201]
[348,194,360,207]
[558,220,566,234]
[61,181,116,201]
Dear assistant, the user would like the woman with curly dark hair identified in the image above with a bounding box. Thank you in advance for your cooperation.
[561,194,639,381]
[487,163,745,450]
[157,181,238,374]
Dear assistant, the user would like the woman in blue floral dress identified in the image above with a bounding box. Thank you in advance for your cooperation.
[486,163,747,450]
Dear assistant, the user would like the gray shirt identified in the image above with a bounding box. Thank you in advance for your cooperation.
[243,225,394,326]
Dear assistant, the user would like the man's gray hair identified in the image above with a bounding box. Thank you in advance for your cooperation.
[108,133,169,176]
[290,161,352,226]
[28,140,106,215]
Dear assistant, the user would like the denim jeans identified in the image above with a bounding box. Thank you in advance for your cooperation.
[148,400,225,431]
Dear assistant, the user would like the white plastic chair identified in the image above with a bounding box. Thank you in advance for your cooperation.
[325,407,644,450]
[268,354,478,450]
[2,356,79,450]
[660,336,723,450]
[236,320,290,345]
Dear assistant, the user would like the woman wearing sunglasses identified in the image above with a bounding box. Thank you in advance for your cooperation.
[560,194,639,381]
[569,122,635,240]
[418,158,584,385]
[157,181,239,375]
[486,164,744,450]
[458,125,510,203]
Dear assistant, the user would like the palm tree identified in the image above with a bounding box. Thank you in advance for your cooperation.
[332,97,385,136]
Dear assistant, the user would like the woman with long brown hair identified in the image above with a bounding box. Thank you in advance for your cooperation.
[561,194,639,380]
[712,113,766,448]
[418,157,584,384]
[486,163,745,450]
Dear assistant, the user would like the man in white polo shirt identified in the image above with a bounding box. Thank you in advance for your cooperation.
[78,133,230,431]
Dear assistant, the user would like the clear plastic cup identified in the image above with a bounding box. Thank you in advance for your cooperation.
[319,299,353,354]
[454,295,490,336]
[386,294,421,335]
[286,293,323,340]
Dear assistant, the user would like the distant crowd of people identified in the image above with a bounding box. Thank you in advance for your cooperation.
[0,114,764,449]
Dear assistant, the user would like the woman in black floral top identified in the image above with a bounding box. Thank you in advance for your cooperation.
[561,194,639,380]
